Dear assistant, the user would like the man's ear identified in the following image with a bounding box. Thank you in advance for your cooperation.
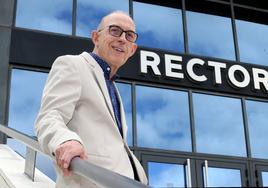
[130,43,138,57]
[91,30,98,45]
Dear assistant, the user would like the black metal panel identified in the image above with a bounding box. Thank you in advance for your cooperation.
[234,6,268,25]
[10,28,93,68]
[10,28,268,99]
[119,48,268,99]
[133,0,182,9]
[234,0,268,11]
[185,0,231,18]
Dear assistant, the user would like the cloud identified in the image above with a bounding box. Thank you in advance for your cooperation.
[187,11,236,60]
[246,100,268,158]
[236,20,268,66]
[193,93,247,157]
[16,0,72,34]
[149,162,185,187]
[76,0,129,37]
[136,86,192,151]
[8,69,47,135]
[207,167,241,187]
[133,2,184,52]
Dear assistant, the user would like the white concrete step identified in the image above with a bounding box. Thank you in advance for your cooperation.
[0,144,55,188]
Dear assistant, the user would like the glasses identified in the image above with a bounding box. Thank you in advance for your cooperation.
[98,25,138,43]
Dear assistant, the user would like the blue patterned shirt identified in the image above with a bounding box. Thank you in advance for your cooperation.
[90,53,123,137]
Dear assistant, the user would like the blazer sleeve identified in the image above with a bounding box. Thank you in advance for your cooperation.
[35,55,84,157]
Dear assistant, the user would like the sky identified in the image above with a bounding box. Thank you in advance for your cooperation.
[8,0,268,186]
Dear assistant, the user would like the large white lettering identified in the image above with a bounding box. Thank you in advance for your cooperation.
[186,58,207,82]
[252,68,268,91]
[140,50,161,75]
[165,54,184,79]
[228,65,250,88]
[139,50,268,94]
[208,61,226,84]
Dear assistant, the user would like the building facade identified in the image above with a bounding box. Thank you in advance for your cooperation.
[1,0,268,187]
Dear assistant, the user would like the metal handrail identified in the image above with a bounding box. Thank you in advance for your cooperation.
[0,124,149,188]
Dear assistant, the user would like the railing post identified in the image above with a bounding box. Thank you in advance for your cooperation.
[24,146,37,181]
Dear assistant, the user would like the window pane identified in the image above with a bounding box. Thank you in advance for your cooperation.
[236,20,268,66]
[193,93,246,156]
[136,86,191,151]
[187,11,235,60]
[246,100,268,159]
[262,171,268,186]
[76,0,129,37]
[205,167,241,187]
[15,0,72,34]
[8,69,47,136]
[133,2,184,53]
[148,162,185,187]
[7,69,55,180]
[116,82,133,146]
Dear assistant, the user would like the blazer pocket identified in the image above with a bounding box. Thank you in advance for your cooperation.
[86,153,112,169]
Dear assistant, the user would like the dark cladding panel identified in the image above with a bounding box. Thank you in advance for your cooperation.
[10,29,93,68]
[10,29,268,99]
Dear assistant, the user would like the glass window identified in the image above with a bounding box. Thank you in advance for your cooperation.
[116,82,133,146]
[193,93,247,156]
[148,162,185,187]
[133,2,184,53]
[262,171,268,186]
[8,69,47,136]
[15,0,72,35]
[136,86,191,151]
[186,11,235,60]
[7,69,55,180]
[76,0,129,37]
[205,167,241,187]
[246,100,268,159]
[236,20,268,66]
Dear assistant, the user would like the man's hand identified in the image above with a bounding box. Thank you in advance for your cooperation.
[55,140,87,176]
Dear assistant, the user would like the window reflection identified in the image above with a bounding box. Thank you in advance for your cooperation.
[133,2,184,53]
[246,100,268,159]
[8,69,47,136]
[76,0,129,37]
[186,11,235,60]
[148,162,185,187]
[205,166,241,187]
[116,82,133,146]
[193,93,246,156]
[136,86,191,151]
[262,171,268,186]
[236,20,268,66]
[15,0,72,34]
[7,69,55,180]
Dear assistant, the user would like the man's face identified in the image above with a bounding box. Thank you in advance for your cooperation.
[92,13,138,70]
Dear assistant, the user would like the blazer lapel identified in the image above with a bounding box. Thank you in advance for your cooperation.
[80,52,116,123]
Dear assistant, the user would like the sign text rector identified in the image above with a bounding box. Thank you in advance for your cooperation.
[137,50,268,98]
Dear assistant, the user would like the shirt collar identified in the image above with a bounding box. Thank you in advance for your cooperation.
[90,52,117,81]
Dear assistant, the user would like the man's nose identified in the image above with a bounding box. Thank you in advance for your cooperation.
[118,32,127,42]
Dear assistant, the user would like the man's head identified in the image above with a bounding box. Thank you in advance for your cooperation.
[92,11,138,73]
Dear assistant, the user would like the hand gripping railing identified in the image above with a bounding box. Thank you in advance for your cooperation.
[0,124,149,188]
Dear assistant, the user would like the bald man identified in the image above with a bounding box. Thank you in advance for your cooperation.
[35,11,148,188]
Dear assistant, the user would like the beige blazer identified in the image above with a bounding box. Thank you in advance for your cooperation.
[35,52,148,188]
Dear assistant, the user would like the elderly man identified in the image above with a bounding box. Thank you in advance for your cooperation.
[35,11,148,187]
